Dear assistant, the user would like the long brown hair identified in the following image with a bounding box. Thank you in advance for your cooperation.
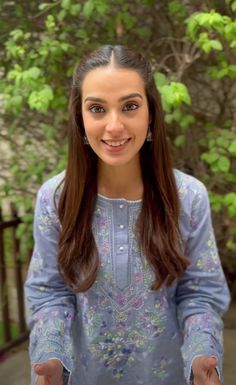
[57,45,189,292]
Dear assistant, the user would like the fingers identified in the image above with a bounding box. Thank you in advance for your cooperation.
[201,356,217,371]
[193,372,222,385]
[34,359,63,385]
[35,375,45,385]
[192,356,222,385]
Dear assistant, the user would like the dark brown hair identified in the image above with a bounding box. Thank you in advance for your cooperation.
[57,45,189,292]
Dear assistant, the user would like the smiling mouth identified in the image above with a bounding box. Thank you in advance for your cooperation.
[102,139,131,147]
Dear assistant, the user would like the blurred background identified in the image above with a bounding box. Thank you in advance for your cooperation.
[0,0,236,384]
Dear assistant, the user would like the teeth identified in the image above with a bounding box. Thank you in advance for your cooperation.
[104,139,127,147]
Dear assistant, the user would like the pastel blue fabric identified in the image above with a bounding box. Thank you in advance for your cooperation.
[24,169,230,385]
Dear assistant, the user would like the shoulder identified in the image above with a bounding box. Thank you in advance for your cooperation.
[174,169,209,210]
[37,171,65,208]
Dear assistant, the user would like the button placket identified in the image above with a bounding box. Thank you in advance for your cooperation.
[113,201,129,289]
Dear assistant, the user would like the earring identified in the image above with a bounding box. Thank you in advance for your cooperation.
[83,135,89,145]
[146,126,152,142]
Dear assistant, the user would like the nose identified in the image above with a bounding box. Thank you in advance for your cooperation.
[105,112,124,135]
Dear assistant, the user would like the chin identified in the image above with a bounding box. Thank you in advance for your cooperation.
[101,158,131,168]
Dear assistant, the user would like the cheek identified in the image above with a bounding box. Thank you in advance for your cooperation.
[83,114,94,136]
[84,121,102,143]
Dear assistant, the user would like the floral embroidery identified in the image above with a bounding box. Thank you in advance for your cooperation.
[29,251,43,273]
[152,357,172,379]
[25,170,230,385]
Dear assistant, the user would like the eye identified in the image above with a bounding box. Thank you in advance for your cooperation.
[123,103,139,112]
[89,105,105,113]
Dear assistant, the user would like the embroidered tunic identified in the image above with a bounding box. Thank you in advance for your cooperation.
[24,170,230,385]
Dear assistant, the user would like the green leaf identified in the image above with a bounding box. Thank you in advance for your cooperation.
[70,4,81,15]
[154,72,168,88]
[210,40,223,50]
[204,152,219,164]
[228,140,236,155]
[172,109,182,122]
[61,0,71,9]
[16,223,30,239]
[216,68,229,78]
[168,1,187,19]
[45,14,56,32]
[226,240,236,251]
[135,27,151,39]
[216,137,229,149]
[217,156,230,172]
[185,16,199,40]
[224,22,236,41]
[209,192,223,213]
[198,13,211,27]
[38,3,50,11]
[160,82,191,108]
[11,95,23,112]
[28,85,54,112]
[57,10,67,21]
[228,65,236,77]
[76,29,89,39]
[202,41,212,54]
[171,82,191,105]
[165,114,173,124]
[224,192,236,205]
[10,29,24,41]
[230,40,236,48]
[208,139,216,149]
[174,135,185,147]
[232,1,236,12]
[83,0,94,18]
[41,85,54,101]
[96,2,109,16]
[27,67,41,79]
[180,114,195,130]
[122,13,136,29]
[160,85,176,106]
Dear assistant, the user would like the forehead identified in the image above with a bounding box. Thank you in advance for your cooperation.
[81,66,146,98]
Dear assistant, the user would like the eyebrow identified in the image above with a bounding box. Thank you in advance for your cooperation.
[84,92,143,103]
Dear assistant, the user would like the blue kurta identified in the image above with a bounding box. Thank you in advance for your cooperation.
[24,170,230,385]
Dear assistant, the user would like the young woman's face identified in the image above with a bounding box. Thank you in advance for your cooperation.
[81,66,150,169]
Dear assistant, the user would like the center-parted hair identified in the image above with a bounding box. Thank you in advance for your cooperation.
[57,45,189,292]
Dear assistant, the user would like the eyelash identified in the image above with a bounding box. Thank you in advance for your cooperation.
[89,103,139,113]
[123,103,139,111]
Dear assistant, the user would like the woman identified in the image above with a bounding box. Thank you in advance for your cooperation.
[25,45,230,385]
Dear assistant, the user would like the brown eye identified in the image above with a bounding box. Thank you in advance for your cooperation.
[89,105,105,113]
[123,103,138,111]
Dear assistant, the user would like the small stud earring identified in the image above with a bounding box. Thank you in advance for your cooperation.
[146,126,152,142]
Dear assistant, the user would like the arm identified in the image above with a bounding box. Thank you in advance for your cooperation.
[24,180,76,385]
[176,181,231,384]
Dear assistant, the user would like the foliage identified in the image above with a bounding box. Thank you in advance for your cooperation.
[0,320,20,347]
[0,0,236,292]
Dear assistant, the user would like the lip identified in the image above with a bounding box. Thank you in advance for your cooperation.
[101,138,131,153]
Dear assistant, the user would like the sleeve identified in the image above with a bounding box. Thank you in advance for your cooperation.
[176,182,231,384]
[24,183,76,385]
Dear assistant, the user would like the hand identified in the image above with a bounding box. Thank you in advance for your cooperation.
[192,356,222,385]
[34,359,63,385]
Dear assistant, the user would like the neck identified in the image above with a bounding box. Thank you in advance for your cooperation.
[98,161,143,200]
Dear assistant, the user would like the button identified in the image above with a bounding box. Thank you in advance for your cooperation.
[119,225,124,229]
[119,246,124,251]
[119,204,124,209]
